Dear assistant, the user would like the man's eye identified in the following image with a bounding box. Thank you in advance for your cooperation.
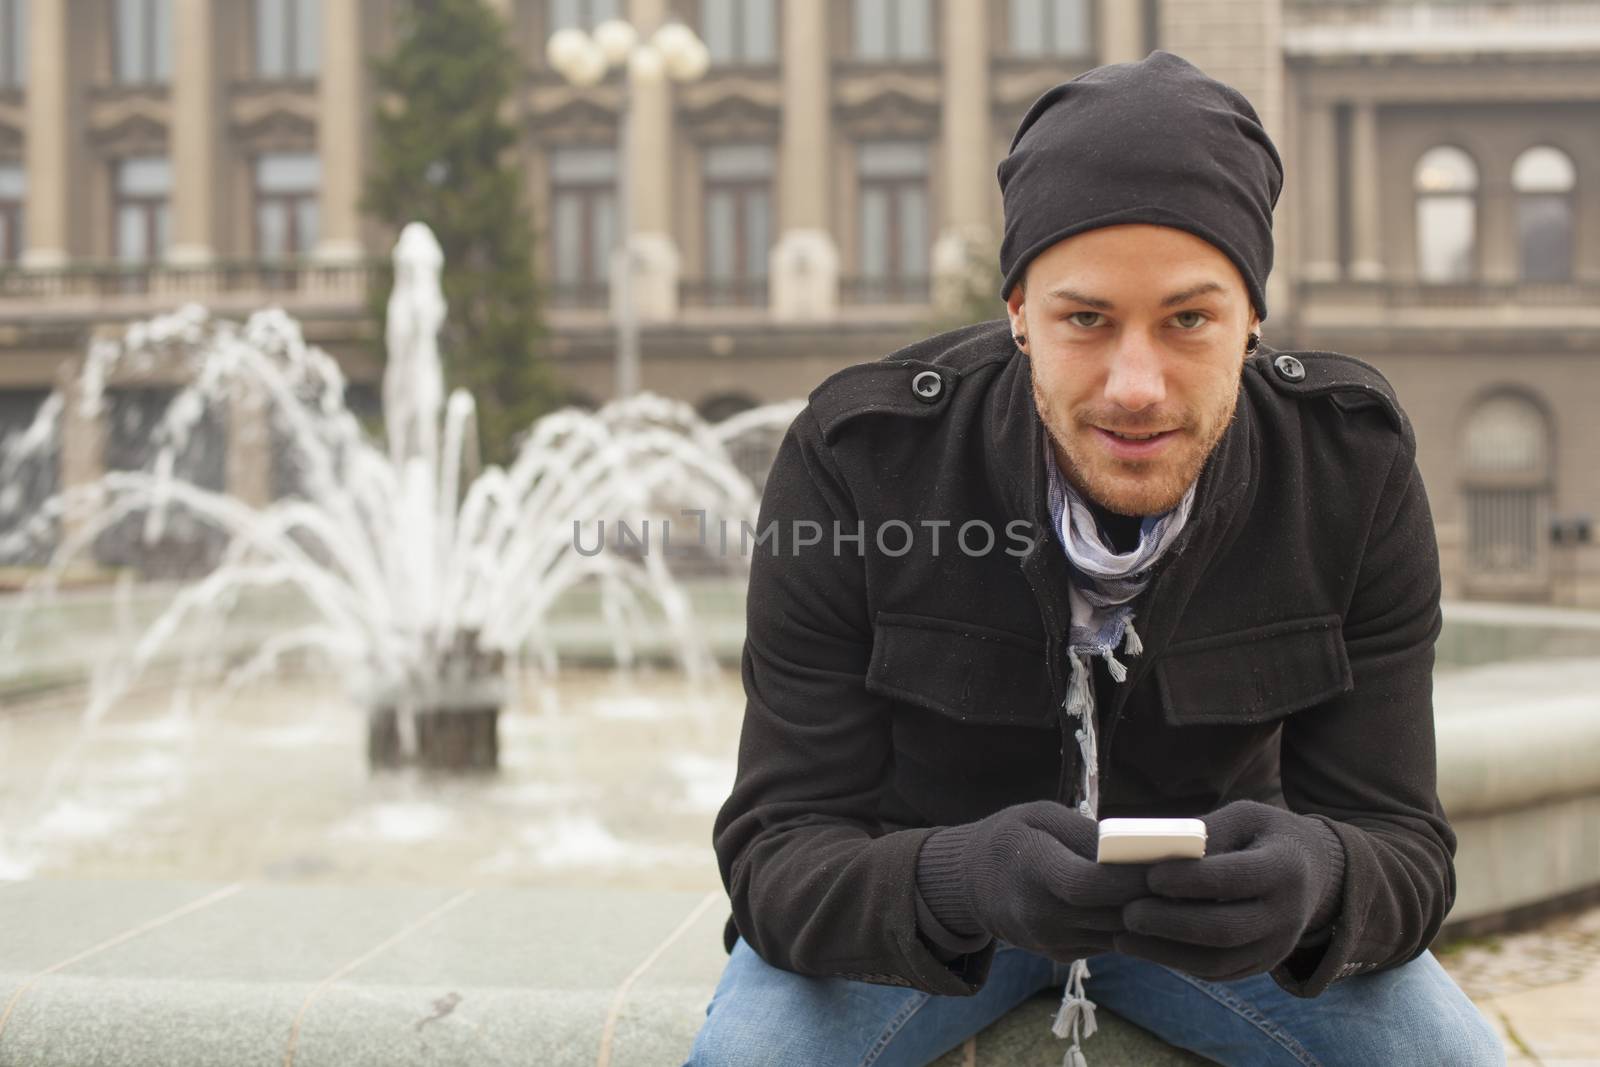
[1064,311,1209,329]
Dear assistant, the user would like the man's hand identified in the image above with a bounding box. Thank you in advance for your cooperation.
[1113,799,1346,982]
[916,800,1152,962]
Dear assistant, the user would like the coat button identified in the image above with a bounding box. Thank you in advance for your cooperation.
[911,370,943,403]
[1273,354,1306,383]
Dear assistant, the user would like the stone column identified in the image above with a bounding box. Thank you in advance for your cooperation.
[933,0,994,310]
[315,0,367,262]
[22,0,70,268]
[169,0,219,266]
[771,0,836,320]
[939,0,989,238]
[1097,0,1144,63]
[1300,100,1340,283]
[1479,171,1518,285]
[618,0,679,323]
[1348,100,1385,282]
[55,357,106,551]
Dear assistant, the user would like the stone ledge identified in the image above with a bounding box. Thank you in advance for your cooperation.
[0,879,1206,1066]
[1438,700,1600,817]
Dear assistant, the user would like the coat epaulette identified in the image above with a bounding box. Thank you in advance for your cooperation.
[1253,348,1406,434]
[807,359,958,443]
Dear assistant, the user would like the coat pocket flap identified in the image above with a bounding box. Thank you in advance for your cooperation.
[865,612,1054,725]
[1155,614,1353,726]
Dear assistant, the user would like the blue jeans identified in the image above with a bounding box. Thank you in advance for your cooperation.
[684,937,1506,1067]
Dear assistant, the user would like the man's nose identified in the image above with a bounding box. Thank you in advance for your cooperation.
[1103,338,1167,412]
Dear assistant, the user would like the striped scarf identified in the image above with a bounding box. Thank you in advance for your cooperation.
[1042,436,1197,1067]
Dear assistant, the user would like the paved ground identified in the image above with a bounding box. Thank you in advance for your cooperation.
[1436,905,1600,1067]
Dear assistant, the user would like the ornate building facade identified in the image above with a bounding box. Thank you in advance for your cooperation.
[0,0,1596,603]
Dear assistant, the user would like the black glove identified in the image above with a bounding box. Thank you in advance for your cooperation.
[1114,799,1346,982]
[916,800,1152,962]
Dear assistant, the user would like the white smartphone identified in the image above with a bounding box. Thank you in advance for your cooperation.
[1096,817,1208,864]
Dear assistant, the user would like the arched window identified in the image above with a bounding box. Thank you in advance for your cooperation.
[696,392,759,424]
[1414,146,1477,283]
[697,391,783,496]
[1462,392,1552,586]
[1512,145,1576,284]
[561,390,601,412]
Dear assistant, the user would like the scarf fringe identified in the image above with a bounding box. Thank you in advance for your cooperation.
[1054,624,1144,1065]
[1064,652,1099,818]
[1051,957,1098,1067]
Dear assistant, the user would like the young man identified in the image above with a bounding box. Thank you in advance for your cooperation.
[687,51,1504,1066]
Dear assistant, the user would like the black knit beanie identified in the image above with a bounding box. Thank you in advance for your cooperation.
[997,50,1284,323]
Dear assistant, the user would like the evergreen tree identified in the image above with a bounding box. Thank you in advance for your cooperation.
[361,0,558,466]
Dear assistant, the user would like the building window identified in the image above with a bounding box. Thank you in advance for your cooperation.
[114,156,171,264]
[549,145,616,305]
[1413,145,1477,284]
[114,0,172,85]
[255,0,319,79]
[255,152,320,258]
[549,0,620,32]
[1007,0,1089,57]
[856,140,929,297]
[1462,391,1552,583]
[853,0,931,62]
[696,391,782,494]
[1512,145,1575,285]
[702,143,772,304]
[700,0,775,65]
[0,0,26,90]
[0,160,23,263]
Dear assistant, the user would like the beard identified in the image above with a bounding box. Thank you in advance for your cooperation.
[1032,369,1241,517]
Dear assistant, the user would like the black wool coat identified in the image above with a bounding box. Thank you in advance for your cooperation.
[712,318,1456,1000]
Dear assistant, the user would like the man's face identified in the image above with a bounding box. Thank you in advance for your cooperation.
[1006,224,1260,517]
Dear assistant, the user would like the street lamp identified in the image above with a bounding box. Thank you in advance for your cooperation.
[546,18,710,399]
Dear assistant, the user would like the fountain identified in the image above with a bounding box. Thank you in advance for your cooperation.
[0,222,800,780]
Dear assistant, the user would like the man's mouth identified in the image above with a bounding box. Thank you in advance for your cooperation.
[1093,427,1179,456]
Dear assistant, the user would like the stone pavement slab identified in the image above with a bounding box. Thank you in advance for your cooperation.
[1439,901,1600,1067]
[0,878,1207,1066]
[1481,980,1600,1067]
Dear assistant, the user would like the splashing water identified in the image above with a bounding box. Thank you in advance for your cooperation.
[0,221,799,790]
